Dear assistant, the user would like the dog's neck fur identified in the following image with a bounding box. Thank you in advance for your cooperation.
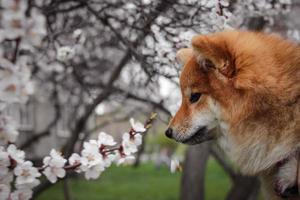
[216,99,300,175]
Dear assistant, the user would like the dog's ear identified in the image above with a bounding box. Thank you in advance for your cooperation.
[192,35,236,78]
[176,48,193,65]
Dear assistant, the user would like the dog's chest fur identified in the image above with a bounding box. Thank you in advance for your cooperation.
[214,99,300,176]
[216,120,299,175]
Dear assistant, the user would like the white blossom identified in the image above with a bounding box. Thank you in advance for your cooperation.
[56,46,75,61]
[68,153,82,173]
[72,29,86,44]
[0,58,33,104]
[7,144,25,164]
[1,10,26,39]
[0,172,13,185]
[122,132,142,155]
[80,141,105,180]
[130,118,146,133]
[73,29,82,39]
[287,29,300,42]
[14,161,41,187]
[124,3,136,10]
[170,158,181,173]
[122,135,137,155]
[142,0,152,5]
[22,9,47,48]
[1,0,27,12]
[218,0,229,7]
[0,0,45,47]
[0,116,19,144]
[15,179,39,191]
[0,149,10,179]
[0,58,20,102]
[10,188,33,200]
[68,153,81,165]
[102,154,116,168]
[0,0,292,194]
[81,141,103,167]
[42,149,67,183]
[83,164,104,180]
[97,132,116,146]
[115,152,135,166]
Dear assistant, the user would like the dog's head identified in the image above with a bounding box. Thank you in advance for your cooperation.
[165,30,300,145]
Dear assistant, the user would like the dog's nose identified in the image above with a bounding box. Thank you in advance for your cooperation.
[165,128,173,138]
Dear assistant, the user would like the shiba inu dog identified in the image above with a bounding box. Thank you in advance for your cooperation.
[165,30,300,199]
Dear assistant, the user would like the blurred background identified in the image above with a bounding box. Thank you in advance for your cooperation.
[3,0,300,199]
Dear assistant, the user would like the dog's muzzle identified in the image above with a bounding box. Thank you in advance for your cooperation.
[165,126,214,145]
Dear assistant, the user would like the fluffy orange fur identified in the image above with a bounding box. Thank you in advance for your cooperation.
[169,30,300,200]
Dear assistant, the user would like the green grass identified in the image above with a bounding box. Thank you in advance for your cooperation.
[37,158,231,200]
[205,159,231,200]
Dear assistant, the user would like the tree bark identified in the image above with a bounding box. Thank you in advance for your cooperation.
[180,142,211,200]
[133,132,146,168]
[33,0,178,197]
[226,175,260,200]
[63,0,178,158]
[63,179,73,200]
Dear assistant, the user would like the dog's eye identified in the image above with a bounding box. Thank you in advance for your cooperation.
[190,93,201,103]
[201,59,215,71]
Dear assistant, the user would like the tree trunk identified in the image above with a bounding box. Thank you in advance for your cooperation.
[63,179,73,200]
[133,133,146,168]
[226,175,260,200]
[180,142,211,200]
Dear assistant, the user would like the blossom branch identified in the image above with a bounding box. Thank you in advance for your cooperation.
[0,0,294,199]
[0,113,157,199]
[11,37,21,64]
